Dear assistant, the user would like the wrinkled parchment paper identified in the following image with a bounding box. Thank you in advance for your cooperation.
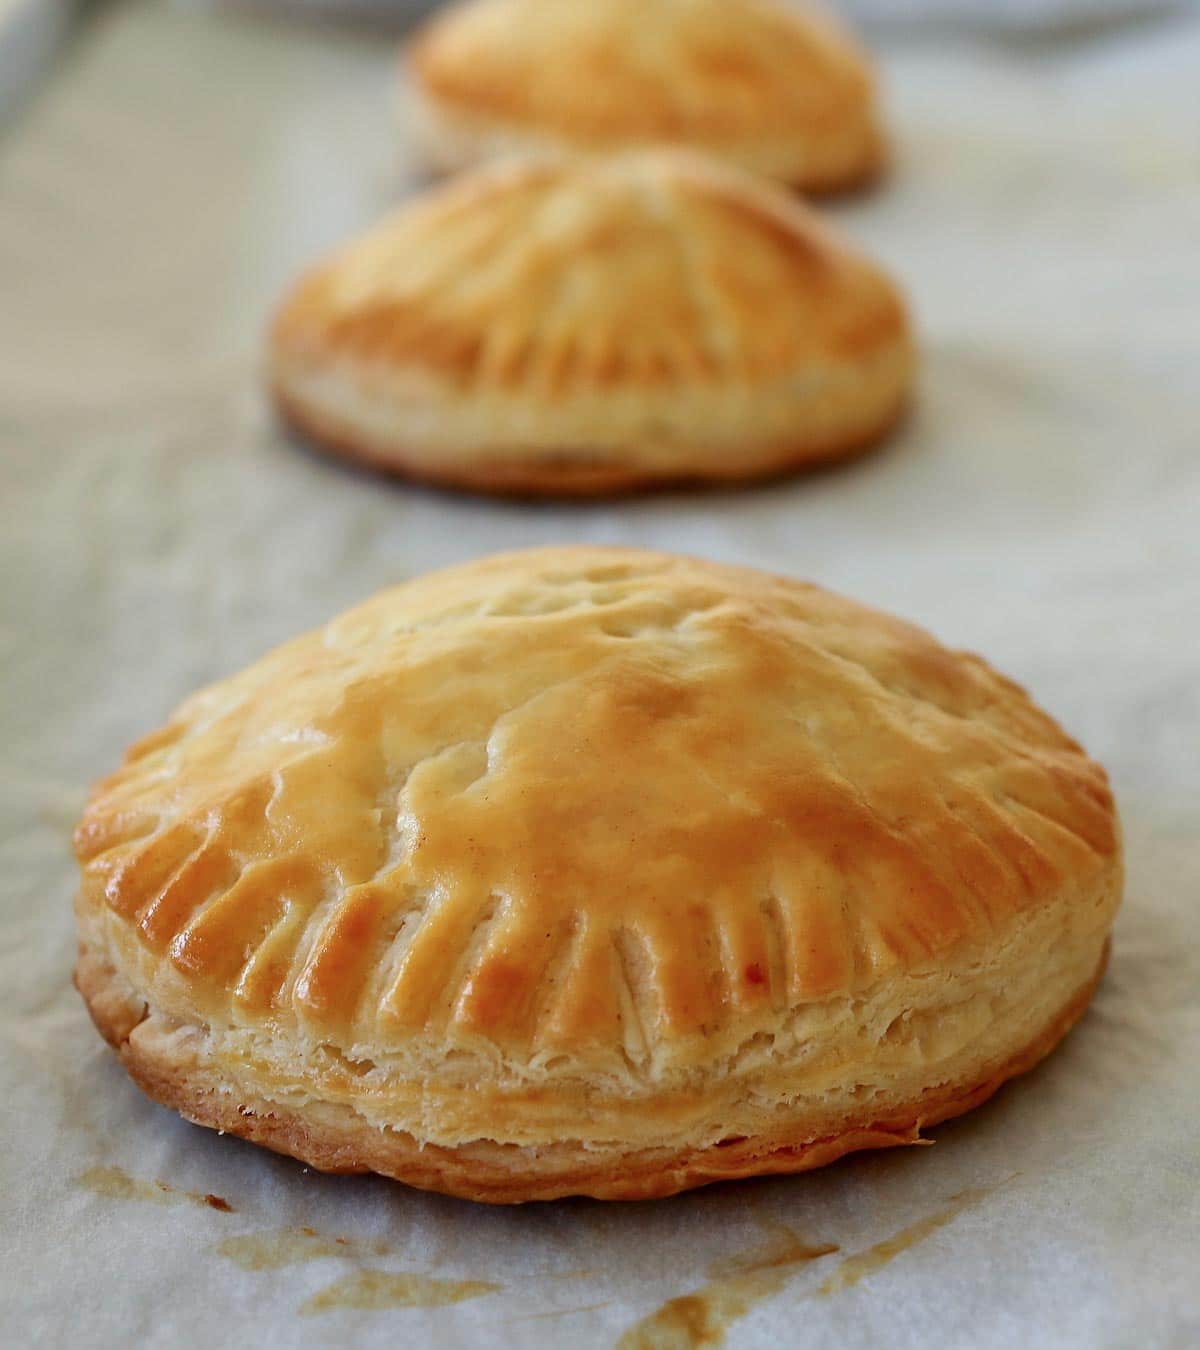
[2,3,1198,1345]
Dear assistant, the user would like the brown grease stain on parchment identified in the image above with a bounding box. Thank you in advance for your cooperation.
[507,1301,613,1323]
[76,1165,233,1213]
[300,1269,500,1316]
[617,1226,839,1348]
[77,1167,500,1316]
[216,1228,392,1271]
[213,1222,502,1317]
[814,1183,1000,1297]
[618,1177,1015,1347]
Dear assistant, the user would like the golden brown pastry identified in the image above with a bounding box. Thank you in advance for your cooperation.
[269,153,913,496]
[74,548,1121,1203]
[404,0,886,193]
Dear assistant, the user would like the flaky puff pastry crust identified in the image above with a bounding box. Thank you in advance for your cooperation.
[268,153,913,497]
[74,549,1122,1202]
[404,0,886,193]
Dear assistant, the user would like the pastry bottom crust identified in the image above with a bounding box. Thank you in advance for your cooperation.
[272,383,909,500]
[75,939,1108,1204]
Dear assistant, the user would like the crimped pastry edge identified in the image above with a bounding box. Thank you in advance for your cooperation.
[75,932,1110,1204]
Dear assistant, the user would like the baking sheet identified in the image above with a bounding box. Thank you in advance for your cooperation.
[2,2,1199,1346]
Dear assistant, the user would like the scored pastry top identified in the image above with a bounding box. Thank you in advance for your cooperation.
[271,153,907,400]
[75,549,1118,1071]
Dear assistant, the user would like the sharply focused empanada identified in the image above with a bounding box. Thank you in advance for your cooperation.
[75,548,1121,1202]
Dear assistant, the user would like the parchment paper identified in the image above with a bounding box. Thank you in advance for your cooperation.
[1,3,1198,1346]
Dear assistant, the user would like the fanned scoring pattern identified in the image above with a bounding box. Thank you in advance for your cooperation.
[75,549,1118,1063]
[409,0,874,143]
[272,154,905,397]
